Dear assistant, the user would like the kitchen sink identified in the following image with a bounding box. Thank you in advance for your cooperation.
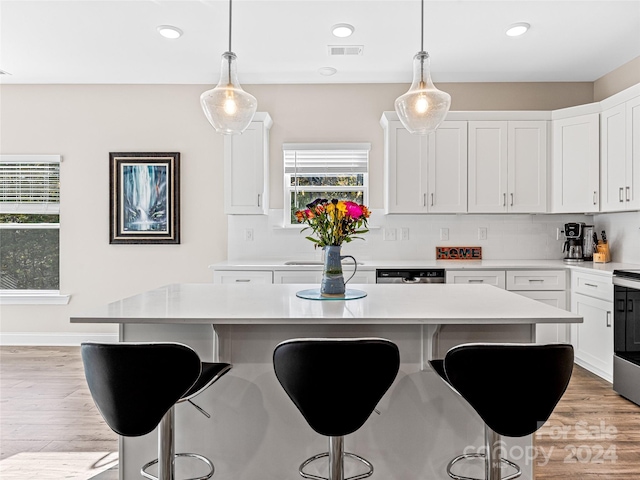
[284,260,363,266]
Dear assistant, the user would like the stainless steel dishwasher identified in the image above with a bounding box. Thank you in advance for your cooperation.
[376,269,445,284]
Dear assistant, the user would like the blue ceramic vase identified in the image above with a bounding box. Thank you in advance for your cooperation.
[320,245,357,297]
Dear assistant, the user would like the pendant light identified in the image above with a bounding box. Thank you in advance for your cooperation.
[200,0,257,135]
[394,0,451,135]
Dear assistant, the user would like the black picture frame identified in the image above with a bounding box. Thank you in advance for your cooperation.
[109,152,180,244]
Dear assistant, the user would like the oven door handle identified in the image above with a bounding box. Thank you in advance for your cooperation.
[607,311,612,328]
[630,300,634,312]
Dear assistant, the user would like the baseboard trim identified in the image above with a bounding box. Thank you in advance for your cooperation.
[0,332,119,346]
[574,357,613,384]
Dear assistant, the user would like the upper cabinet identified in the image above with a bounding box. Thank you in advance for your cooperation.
[551,113,600,213]
[224,112,273,214]
[600,96,640,212]
[468,121,547,213]
[381,113,467,214]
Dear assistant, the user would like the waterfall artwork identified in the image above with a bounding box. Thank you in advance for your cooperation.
[109,152,180,244]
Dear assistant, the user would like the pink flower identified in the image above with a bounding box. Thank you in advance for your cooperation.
[344,201,363,219]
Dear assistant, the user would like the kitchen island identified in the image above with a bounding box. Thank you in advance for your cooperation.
[72,283,582,480]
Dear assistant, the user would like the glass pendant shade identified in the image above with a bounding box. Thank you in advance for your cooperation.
[200,52,257,135]
[394,52,451,135]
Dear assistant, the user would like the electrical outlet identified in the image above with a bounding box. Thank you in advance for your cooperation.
[440,228,449,241]
[244,228,254,241]
[384,228,397,241]
[401,227,410,241]
[478,227,487,240]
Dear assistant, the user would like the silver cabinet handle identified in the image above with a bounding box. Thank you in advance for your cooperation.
[593,191,597,205]
[627,186,631,202]
[423,193,427,207]
[235,279,251,283]
[584,282,598,288]
[528,279,545,283]
[606,311,612,327]
[257,194,261,207]
[503,193,506,207]
[468,279,484,283]
[619,187,624,202]
[510,192,514,207]
[431,193,434,206]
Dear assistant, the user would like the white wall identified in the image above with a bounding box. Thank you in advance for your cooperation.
[594,211,640,264]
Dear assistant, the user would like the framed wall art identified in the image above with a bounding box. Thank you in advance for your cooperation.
[109,152,180,244]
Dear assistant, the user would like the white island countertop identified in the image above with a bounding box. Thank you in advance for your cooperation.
[70,282,582,325]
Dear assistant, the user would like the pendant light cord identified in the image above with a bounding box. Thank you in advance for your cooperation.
[420,0,424,52]
[228,0,233,52]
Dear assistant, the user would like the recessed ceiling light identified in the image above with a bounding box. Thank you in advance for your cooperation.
[157,25,183,39]
[332,24,355,38]
[505,22,530,37]
[318,67,338,77]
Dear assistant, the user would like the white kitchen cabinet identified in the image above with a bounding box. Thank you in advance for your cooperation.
[600,97,640,212]
[446,270,506,289]
[506,270,568,343]
[213,270,274,284]
[381,113,467,214]
[274,270,376,285]
[468,121,547,213]
[570,271,614,382]
[551,113,600,213]
[224,112,272,214]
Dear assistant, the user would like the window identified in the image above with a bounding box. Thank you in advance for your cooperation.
[0,155,66,303]
[283,143,370,225]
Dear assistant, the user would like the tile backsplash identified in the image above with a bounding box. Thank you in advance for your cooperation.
[594,211,640,264]
[228,211,605,262]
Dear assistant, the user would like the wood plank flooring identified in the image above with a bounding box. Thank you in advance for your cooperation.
[1,346,639,479]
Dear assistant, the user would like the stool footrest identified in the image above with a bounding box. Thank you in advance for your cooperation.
[141,452,214,480]
[299,452,373,480]
[447,453,521,480]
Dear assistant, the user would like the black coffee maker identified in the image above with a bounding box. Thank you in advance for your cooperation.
[563,223,584,263]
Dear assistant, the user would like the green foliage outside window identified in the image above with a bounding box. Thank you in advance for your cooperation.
[0,214,60,290]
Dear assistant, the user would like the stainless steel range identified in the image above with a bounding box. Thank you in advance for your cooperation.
[612,269,640,406]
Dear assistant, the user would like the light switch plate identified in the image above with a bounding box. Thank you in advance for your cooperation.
[401,228,409,241]
[440,228,449,241]
[478,227,487,240]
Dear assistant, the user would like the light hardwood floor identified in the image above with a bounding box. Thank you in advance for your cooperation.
[1,346,639,478]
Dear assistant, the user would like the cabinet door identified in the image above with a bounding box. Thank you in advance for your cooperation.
[514,290,568,343]
[508,121,547,213]
[552,114,600,213]
[571,293,614,382]
[224,114,271,214]
[446,270,506,289]
[385,120,428,213]
[627,96,640,210]
[600,103,627,212]
[468,121,508,213]
[428,121,468,213]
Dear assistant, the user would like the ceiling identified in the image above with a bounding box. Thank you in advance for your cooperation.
[1,0,639,85]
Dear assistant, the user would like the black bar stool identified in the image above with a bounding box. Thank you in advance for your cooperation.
[81,342,231,480]
[429,343,574,480]
[273,338,400,480]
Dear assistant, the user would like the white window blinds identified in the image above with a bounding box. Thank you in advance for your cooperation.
[283,143,370,174]
[0,155,61,214]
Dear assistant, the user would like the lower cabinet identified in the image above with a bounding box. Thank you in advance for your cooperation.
[571,292,614,382]
[512,290,568,343]
[570,271,615,382]
[445,270,506,288]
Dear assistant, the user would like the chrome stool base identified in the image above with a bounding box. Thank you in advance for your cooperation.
[141,453,214,480]
[446,453,521,480]
[299,436,373,480]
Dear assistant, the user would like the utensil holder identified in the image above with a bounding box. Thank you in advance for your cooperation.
[593,242,611,263]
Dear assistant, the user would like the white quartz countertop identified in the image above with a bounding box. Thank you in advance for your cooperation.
[71,283,582,325]
[210,258,640,276]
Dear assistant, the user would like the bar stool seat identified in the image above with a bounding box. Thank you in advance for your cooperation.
[81,342,231,480]
[273,338,400,480]
[429,343,573,480]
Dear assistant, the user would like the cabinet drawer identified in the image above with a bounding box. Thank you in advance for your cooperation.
[507,270,567,291]
[213,271,274,284]
[572,271,613,301]
[446,270,506,289]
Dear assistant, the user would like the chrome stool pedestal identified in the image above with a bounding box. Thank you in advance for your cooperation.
[445,425,521,480]
[299,436,373,480]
